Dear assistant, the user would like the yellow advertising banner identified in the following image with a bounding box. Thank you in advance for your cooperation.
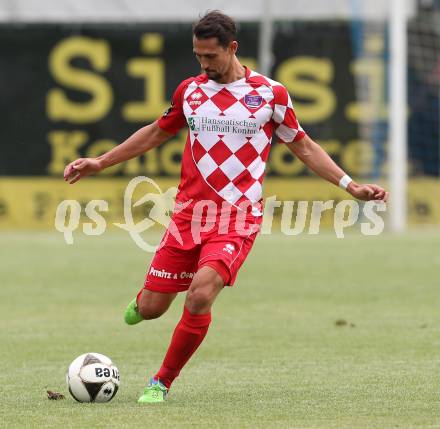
[0,177,439,230]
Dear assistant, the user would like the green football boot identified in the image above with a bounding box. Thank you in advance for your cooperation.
[138,378,168,403]
[124,298,143,325]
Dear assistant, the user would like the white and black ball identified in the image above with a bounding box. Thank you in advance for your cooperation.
[66,352,120,403]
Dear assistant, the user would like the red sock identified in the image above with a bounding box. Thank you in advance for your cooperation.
[155,306,211,389]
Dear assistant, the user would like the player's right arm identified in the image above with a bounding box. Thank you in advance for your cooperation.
[64,78,190,184]
[64,121,172,184]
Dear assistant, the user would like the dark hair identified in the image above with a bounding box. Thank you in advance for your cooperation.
[192,11,237,48]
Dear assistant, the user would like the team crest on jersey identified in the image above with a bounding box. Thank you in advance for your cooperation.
[244,94,263,109]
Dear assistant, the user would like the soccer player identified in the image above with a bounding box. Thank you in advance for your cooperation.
[64,11,388,403]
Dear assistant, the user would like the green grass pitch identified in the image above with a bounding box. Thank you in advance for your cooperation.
[1,230,440,428]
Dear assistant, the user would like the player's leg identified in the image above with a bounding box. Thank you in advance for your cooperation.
[153,266,224,386]
[138,265,224,402]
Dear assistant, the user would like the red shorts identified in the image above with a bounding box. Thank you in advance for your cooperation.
[142,210,261,293]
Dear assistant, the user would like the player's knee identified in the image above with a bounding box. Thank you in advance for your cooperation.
[186,280,220,313]
[185,287,212,313]
[185,266,224,313]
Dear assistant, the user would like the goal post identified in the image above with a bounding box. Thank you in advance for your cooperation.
[389,0,408,232]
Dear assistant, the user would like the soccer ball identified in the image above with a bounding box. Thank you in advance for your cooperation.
[66,352,120,403]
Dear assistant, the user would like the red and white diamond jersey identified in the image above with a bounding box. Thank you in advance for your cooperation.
[157,67,306,217]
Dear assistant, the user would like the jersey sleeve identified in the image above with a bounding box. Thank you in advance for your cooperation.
[271,85,306,143]
[157,79,189,135]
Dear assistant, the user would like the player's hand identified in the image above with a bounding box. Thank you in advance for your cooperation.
[347,182,389,202]
[64,158,102,184]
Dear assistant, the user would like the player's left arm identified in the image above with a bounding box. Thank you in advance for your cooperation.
[286,135,389,201]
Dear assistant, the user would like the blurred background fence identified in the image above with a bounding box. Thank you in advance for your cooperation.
[0,0,438,229]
